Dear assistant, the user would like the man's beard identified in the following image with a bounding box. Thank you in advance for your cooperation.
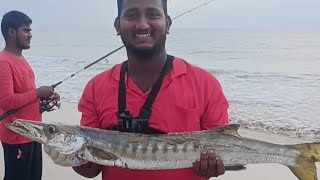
[122,36,166,59]
[16,39,30,50]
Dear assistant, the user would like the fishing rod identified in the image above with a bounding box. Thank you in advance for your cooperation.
[171,0,216,21]
[0,0,216,121]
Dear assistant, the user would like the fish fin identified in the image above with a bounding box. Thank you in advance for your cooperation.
[225,165,247,171]
[286,143,320,180]
[209,124,241,138]
[288,163,317,180]
[87,147,119,161]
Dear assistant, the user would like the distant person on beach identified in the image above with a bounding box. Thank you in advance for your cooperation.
[0,11,60,180]
[44,0,229,179]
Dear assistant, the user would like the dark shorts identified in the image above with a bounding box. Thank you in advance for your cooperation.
[1,141,42,180]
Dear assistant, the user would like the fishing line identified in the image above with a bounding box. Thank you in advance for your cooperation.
[0,0,217,121]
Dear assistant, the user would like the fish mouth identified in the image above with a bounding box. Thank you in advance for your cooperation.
[6,119,87,154]
[5,119,46,143]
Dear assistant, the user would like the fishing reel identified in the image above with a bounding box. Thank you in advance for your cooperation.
[40,99,61,113]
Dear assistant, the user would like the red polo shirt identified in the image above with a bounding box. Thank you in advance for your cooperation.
[0,50,40,144]
[78,57,229,180]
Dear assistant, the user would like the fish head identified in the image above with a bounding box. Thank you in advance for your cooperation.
[5,119,86,154]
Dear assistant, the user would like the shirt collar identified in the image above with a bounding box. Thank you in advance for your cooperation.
[112,57,187,81]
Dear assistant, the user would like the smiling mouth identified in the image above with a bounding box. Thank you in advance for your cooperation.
[136,34,151,38]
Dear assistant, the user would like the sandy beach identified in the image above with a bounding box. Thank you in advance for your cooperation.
[0,102,319,180]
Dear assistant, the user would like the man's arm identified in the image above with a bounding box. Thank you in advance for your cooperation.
[72,163,102,178]
[192,75,229,178]
[0,61,38,110]
[74,80,103,177]
[200,76,229,129]
[78,80,101,128]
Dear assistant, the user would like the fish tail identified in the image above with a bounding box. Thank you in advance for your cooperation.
[286,143,320,180]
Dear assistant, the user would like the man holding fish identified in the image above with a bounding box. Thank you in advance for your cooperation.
[4,1,320,180]
[44,0,229,179]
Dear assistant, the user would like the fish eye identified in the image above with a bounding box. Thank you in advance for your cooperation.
[46,125,56,134]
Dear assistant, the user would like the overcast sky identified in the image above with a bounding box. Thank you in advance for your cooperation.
[0,0,319,30]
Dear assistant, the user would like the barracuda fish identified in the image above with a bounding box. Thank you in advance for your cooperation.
[5,119,320,180]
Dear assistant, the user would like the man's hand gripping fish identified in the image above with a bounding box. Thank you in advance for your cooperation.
[5,119,320,180]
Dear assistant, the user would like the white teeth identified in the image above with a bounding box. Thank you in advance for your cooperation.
[136,34,150,38]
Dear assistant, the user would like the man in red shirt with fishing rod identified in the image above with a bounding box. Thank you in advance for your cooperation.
[0,11,60,180]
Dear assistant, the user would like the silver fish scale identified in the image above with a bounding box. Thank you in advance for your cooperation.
[79,129,300,169]
[83,141,200,169]
[209,135,299,166]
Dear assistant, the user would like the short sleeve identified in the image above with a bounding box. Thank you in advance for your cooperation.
[200,76,229,130]
[78,80,101,128]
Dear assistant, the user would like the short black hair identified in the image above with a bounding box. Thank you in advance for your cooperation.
[117,0,168,17]
[1,11,32,40]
